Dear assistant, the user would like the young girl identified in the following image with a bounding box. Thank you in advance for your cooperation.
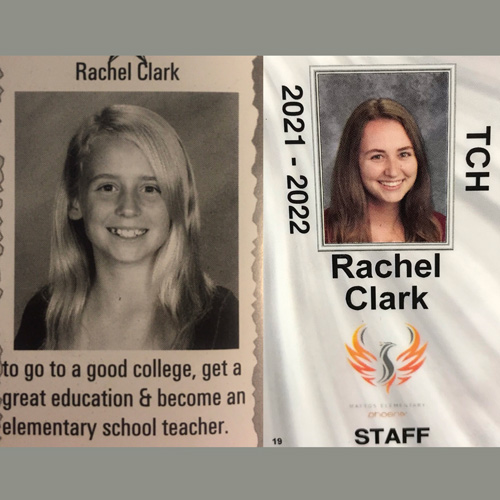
[16,104,238,350]
[324,98,446,244]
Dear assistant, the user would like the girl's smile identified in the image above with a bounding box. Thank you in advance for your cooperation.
[107,227,148,238]
[69,136,170,267]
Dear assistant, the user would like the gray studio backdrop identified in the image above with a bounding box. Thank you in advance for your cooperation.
[15,92,239,332]
[318,70,450,216]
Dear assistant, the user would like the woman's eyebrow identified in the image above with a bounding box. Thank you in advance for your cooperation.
[362,146,413,154]
[362,148,385,154]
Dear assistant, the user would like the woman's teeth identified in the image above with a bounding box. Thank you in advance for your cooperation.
[380,180,403,187]
[108,228,148,238]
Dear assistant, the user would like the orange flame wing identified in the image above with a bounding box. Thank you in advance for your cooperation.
[396,324,427,385]
[345,325,377,385]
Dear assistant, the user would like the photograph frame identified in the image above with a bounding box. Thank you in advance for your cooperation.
[310,63,456,252]
[14,90,240,350]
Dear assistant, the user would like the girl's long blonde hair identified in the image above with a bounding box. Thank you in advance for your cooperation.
[46,104,214,349]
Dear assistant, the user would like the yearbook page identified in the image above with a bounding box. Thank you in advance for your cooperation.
[264,56,500,446]
[0,56,262,446]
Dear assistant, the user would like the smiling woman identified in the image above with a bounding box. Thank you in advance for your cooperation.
[324,98,446,244]
[15,104,238,350]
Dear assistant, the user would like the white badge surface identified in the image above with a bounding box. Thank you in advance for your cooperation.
[264,56,500,446]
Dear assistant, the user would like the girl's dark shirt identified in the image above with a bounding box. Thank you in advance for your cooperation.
[15,286,239,350]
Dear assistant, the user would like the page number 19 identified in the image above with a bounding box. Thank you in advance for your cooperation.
[272,438,283,445]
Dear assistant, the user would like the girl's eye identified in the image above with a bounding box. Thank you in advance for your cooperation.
[143,185,161,194]
[370,154,383,160]
[97,184,117,192]
[400,151,412,158]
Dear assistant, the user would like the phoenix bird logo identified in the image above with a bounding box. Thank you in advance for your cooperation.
[346,323,427,393]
